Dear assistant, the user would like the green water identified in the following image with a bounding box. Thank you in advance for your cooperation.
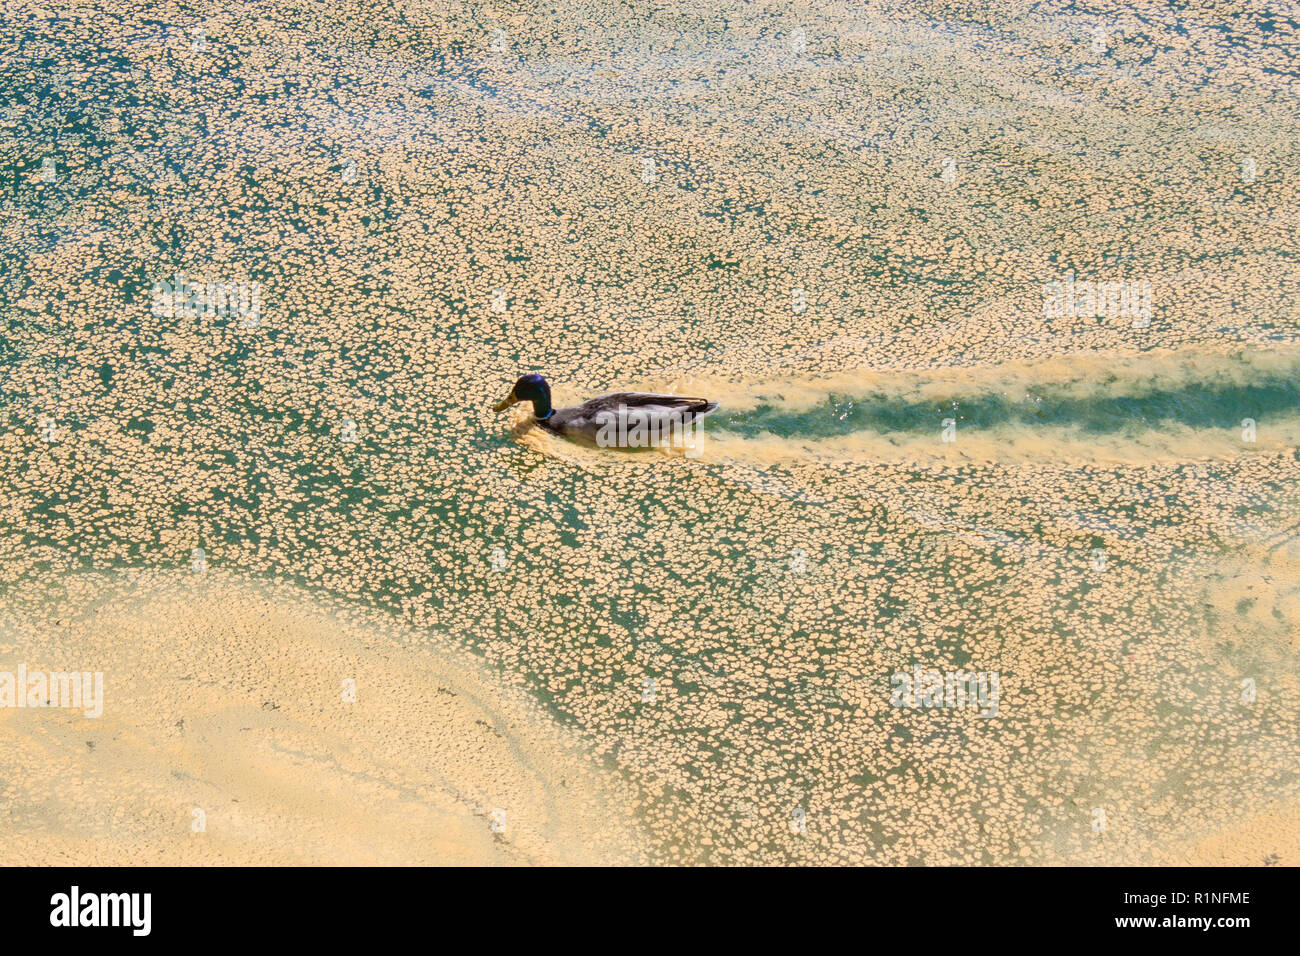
[2,1,1299,865]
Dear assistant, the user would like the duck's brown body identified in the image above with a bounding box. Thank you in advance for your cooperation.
[494,375,718,448]
[538,391,718,446]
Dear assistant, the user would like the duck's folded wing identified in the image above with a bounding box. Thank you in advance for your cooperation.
[586,392,719,417]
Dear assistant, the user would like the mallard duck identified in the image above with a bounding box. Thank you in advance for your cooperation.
[493,373,719,449]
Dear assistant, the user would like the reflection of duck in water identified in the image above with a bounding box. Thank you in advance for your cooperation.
[493,373,719,448]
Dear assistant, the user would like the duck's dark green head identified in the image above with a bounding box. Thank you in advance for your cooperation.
[493,373,553,418]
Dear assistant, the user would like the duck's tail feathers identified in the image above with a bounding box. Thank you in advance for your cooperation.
[683,400,719,420]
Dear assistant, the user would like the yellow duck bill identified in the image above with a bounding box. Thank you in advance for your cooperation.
[493,390,518,413]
